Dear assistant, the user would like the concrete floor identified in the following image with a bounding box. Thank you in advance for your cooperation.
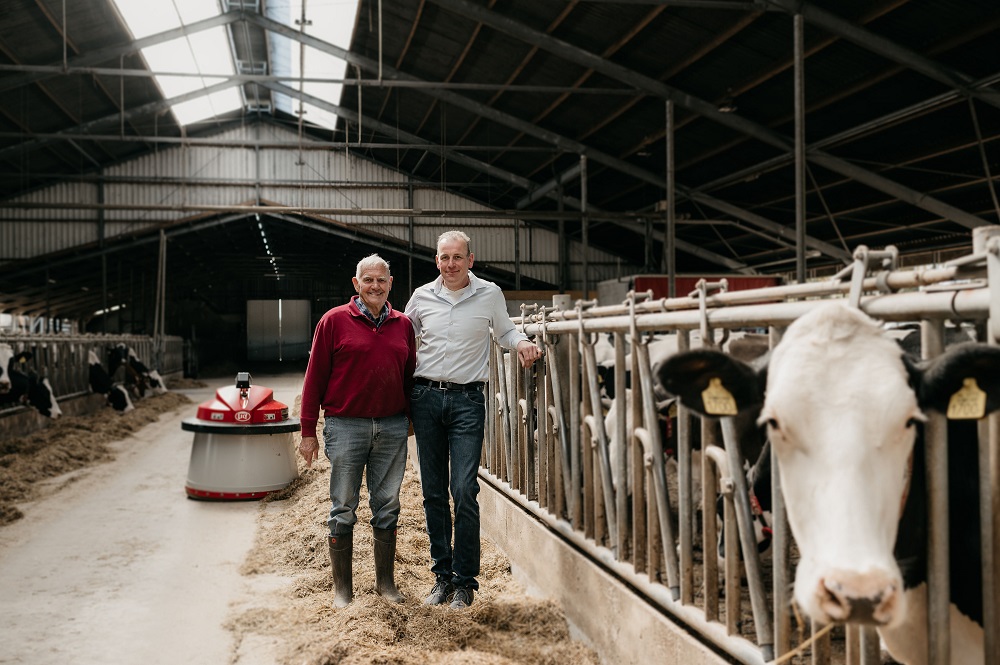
[0,373,305,665]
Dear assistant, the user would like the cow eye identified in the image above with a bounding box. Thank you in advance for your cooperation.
[905,417,920,429]
[766,418,779,431]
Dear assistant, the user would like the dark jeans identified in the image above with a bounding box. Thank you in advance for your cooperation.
[410,383,486,590]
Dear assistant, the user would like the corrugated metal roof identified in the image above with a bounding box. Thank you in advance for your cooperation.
[0,0,998,325]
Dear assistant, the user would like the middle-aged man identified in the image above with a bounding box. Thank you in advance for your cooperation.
[299,253,416,608]
[405,229,543,610]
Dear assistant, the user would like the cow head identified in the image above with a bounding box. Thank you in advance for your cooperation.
[657,302,1000,629]
[29,375,62,419]
[146,369,168,395]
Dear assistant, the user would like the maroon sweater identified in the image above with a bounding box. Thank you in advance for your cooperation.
[300,299,416,439]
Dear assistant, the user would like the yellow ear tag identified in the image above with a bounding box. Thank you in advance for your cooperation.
[947,377,987,420]
[702,377,738,416]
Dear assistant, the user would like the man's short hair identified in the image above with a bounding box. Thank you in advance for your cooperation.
[356,253,390,279]
[436,230,471,256]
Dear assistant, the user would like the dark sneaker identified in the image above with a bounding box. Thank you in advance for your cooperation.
[449,587,474,609]
[423,579,454,605]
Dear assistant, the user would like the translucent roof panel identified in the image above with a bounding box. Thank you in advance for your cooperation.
[111,0,242,127]
[267,0,357,131]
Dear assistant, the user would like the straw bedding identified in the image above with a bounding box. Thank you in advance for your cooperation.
[234,396,600,665]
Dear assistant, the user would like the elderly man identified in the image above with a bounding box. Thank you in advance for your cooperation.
[405,230,542,609]
[299,254,416,608]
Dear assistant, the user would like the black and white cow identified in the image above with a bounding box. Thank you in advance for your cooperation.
[125,346,167,396]
[107,344,167,399]
[27,372,61,418]
[105,382,135,413]
[0,347,62,418]
[656,302,1000,665]
[88,349,134,413]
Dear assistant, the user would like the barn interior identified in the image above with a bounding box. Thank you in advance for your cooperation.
[1,0,998,371]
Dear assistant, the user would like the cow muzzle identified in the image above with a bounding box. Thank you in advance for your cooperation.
[814,569,901,626]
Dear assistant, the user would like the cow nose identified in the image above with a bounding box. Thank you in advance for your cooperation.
[817,570,900,625]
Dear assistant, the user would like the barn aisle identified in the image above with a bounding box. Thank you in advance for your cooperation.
[0,373,305,665]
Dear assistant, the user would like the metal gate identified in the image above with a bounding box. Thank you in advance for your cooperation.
[484,236,1000,665]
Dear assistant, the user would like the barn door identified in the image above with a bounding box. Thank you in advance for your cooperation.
[246,299,311,362]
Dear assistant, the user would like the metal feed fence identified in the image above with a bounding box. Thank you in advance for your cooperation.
[0,333,184,408]
[483,237,1000,665]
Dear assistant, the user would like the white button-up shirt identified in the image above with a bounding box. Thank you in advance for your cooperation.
[405,271,528,384]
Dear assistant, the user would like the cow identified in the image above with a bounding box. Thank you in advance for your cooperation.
[28,373,62,418]
[106,384,135,413]
[0,348,30,410]
[126,347,168,396]
[89,349,135,413]
[0,349,62,418]
[711,327,973,568]
[655,301,1000,664]
[0,343,14,394]
[602,331,770,496]
[88,349,112,395]
[108,344,144,398]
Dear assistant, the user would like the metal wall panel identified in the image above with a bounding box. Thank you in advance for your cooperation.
[186,145,257,182]
[1,182,98,221]
[0,122,644,287]
[0,221,99,261]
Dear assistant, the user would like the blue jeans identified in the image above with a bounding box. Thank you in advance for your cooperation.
[323,413,409,537]
[410,384,486,590]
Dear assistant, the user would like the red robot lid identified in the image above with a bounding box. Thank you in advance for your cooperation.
[194,372,290,425]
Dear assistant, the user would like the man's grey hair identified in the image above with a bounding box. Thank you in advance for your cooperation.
[436,230,471,256]
[356,253,390,279]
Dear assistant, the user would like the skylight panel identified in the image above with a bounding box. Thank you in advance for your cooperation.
[111,0,242,127]
[268,0,358,132]
[113,0,179,40]
[175,0,220,24]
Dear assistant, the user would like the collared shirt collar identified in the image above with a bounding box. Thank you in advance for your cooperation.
[431,270,481,296]
[353,296,391,328]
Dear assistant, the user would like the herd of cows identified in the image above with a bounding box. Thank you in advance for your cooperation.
[569,302,997,663]
[0,342,168,419]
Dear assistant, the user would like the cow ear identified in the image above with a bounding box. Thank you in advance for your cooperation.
[655,349,764,417]
[913,342,1000,417]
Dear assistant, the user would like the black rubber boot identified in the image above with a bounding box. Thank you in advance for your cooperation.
[373,527,405,603]
[328,531,353,608]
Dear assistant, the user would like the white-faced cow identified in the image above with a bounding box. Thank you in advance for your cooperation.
[656,302,1000,665]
